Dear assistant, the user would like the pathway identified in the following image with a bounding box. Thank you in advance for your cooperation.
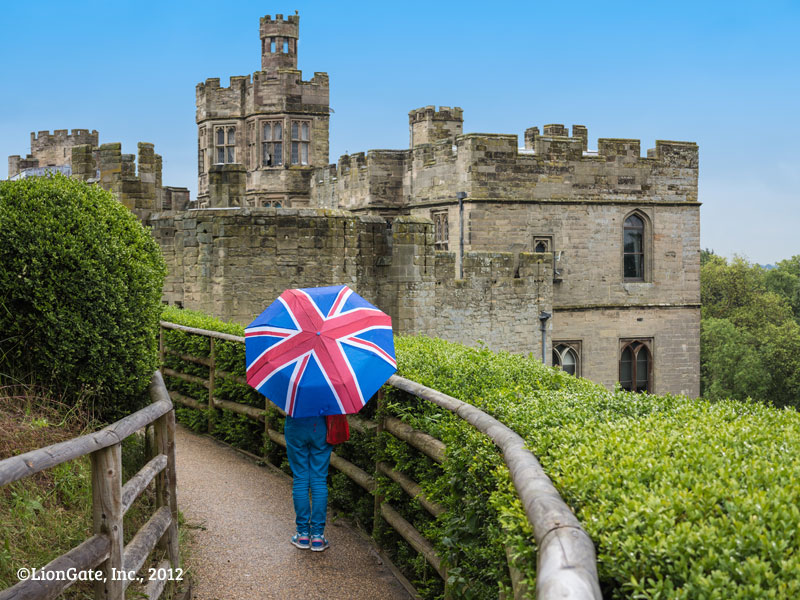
[174,425,413,600]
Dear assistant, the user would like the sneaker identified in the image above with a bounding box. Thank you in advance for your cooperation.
[310,535,329,552]
[291,533,310,549]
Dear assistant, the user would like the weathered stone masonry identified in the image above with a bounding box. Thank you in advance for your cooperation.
[149,208,552,357]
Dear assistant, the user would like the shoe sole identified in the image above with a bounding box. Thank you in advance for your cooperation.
[291,540,310,549]
[310,544,329,552]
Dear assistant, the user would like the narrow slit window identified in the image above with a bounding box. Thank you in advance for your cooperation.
[623,214,645,280]
[432,211,449,250]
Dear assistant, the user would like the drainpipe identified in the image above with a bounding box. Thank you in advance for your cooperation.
[539,311,551,364]
[456,191,467,279]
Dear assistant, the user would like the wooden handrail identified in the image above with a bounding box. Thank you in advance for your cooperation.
[0,390,172,487]
[159,321,601,599]
[0,371,182,600]
[160,320,245,343]
[388,375,602,599]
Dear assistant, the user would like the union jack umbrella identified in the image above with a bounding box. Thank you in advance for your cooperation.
[245,285,397,417]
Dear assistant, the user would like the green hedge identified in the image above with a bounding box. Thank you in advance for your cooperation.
[0,176,166,420]
[160,307,800,599]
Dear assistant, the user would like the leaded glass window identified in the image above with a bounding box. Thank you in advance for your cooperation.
[624,214,644,280]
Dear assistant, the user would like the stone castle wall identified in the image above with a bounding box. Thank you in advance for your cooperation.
[553,306,700,397]
[149,210,549,356]
[460,201,701,307]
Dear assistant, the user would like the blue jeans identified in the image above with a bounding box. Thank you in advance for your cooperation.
[284,416,332,536]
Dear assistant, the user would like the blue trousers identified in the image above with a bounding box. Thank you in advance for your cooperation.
[284,416,332,536]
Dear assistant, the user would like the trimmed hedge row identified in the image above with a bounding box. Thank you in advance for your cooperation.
[161,306,800,599]
[0,175,166,420]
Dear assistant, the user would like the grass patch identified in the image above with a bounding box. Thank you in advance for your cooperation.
[0,386,189,598]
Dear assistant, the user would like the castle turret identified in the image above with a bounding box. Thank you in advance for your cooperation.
[409,106,463,148]
[260,13,299,75]
[196,12,329,208]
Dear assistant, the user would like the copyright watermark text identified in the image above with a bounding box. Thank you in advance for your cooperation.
[17,566,184,584]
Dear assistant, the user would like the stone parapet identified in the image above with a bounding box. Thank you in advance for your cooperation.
[150,209,552,355]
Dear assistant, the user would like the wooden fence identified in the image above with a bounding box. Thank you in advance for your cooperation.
[0,371,182,600]
[159,321,601,600]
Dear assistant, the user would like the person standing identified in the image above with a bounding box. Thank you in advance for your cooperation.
[283,415,332,551]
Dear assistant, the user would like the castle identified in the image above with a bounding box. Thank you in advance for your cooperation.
[8,12,701,397]
[8,130,190,214]
[179,12,700,397]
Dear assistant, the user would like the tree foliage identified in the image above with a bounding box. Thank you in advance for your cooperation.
[0,175,166,419]
[700,251,800,407]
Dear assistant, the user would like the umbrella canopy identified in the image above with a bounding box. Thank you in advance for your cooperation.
[245,285,397,417]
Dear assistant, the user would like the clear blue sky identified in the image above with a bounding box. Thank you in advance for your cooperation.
[2,1,797,264]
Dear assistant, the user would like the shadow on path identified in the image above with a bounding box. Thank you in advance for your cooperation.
[174,425,413,600]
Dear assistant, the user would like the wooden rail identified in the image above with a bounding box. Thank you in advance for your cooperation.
[0,371,183,600]
[159,320,601,599]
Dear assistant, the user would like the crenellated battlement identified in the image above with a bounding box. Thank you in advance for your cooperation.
[520,123,697,167]
[260,13,300,27]
[32,128,99,143]
[409,105,464,148]
[260,12,300,74]
[408,105,464,124]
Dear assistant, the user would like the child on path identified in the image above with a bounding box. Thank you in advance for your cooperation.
[283,415,332,551]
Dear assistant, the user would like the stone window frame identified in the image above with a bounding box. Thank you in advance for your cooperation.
[247,121,256,169]
[198,127,206,173]
[214,124,237,165]
[290,120,311,166]
[621,209,653,283]
[261,119,284,168]
[619,338,653,393]
[533,234,553,253]
[552,340,581,377]
[431,210,449,251]
[260,198,284,208]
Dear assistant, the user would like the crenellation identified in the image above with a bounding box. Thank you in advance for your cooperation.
[409,105,464,148]
[543,124,569,137]
[524,126,539,150]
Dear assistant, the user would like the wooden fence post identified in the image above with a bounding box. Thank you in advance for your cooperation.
[158,325,164,368]
[372,388,385,537]
[208,337,216,434]
[91,444,124,600]
[154,410,180,593]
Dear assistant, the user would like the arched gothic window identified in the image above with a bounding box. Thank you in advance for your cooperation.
[619,340,651,392]
[552,342,580,376]
[623,214,645,280]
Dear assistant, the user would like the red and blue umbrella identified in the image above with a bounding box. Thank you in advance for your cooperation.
[245,285,397,417]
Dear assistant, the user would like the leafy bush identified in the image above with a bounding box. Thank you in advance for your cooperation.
[0,175,166,419]
[393,336,800,599]
[161,307,800,599]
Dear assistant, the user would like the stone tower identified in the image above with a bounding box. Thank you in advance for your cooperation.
[196,12,330,208]
[260,13,299,74]
[409,106,463,147]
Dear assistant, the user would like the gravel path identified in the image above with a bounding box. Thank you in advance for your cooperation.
[174,425,413,600]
